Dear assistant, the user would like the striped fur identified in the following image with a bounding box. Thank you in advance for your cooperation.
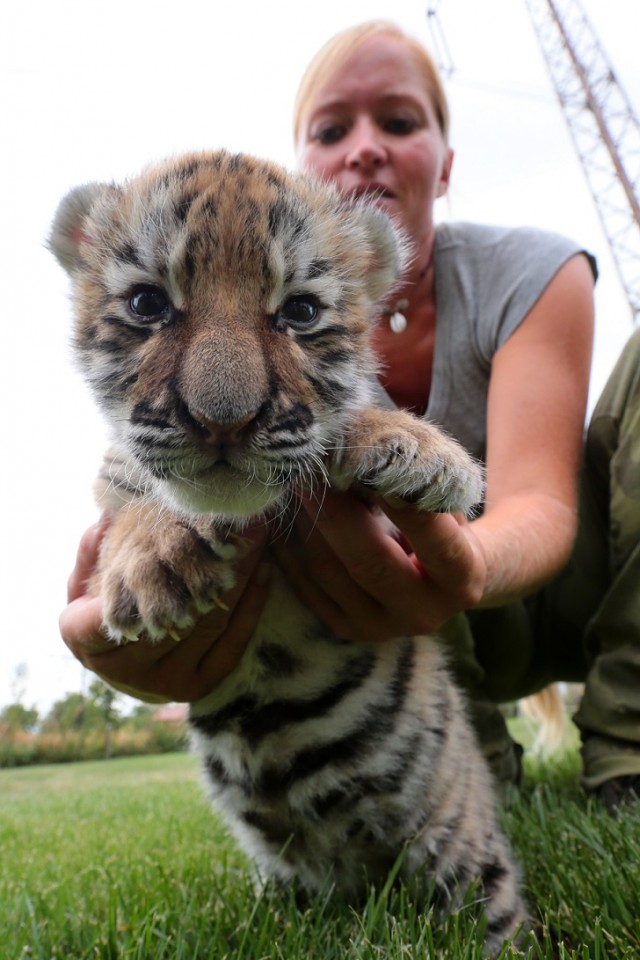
[50,150,524,951]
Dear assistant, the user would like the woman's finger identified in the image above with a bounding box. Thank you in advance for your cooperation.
[59,594,109,661]
[66,515,111,603]
[272,511,352,636]
[293,491,488,639]
[300,491,424,598]
[382,504,486,609]
[193,561,273,696]
[277,495,421,640]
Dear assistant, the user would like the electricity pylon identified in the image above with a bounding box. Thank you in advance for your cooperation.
[524,0,640,322]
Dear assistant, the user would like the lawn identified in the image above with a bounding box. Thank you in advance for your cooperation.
[0,746,638,959]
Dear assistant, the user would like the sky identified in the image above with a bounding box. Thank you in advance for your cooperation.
[1,0,638,714]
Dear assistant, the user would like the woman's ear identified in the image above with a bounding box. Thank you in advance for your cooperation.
[436,148,454,199]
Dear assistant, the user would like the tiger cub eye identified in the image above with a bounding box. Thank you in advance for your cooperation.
[129,284,172,321]
[278,295,320,329]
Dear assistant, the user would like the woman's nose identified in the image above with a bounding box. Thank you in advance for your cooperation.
[345,121,387,171]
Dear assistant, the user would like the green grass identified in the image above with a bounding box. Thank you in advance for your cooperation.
[1,750,638,959]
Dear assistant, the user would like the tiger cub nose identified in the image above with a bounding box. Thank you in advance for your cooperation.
[190,409,258,446]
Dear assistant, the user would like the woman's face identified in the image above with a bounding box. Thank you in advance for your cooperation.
[297,35,453,248]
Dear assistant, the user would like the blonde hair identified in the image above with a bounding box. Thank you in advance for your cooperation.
[293,20,450,150]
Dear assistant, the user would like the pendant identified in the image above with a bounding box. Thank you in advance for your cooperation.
[389,311,407,334]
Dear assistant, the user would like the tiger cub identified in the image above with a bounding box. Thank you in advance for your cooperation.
[50,150,524,950]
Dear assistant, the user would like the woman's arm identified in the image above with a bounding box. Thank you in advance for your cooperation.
[275,254,595,640]
[475,252,594,603]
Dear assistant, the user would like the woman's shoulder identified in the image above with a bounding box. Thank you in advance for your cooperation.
[436,220,585,259]
[434,221,596,364]
[435,220,597,290]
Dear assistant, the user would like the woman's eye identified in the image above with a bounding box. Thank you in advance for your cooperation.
[383,116,418,136]
[315,124,346,145]
[277,295,321,329]
[128,285,172,321]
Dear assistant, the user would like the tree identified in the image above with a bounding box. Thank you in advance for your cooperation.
[126,703,158,730]
[88,680,123,759]
[0,702,39,732]
[42,692,102,733]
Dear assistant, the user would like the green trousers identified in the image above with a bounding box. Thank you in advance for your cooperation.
[446,328,640,790]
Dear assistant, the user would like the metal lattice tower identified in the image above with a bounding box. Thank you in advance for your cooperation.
[524,0,640,322]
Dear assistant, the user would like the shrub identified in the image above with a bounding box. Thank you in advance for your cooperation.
[0,717,187,767]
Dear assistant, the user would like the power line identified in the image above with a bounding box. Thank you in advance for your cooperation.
[426,2,455,77]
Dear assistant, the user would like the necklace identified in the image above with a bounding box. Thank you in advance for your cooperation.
[382,255,434,335]
[386,299,410,334]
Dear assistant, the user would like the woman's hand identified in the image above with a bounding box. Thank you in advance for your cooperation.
[273,490,487,643]
[277,253,594,642]
[60,517,270,703]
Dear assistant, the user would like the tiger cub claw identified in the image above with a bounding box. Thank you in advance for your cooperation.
[335,409,484,516]
[95,507,237,643]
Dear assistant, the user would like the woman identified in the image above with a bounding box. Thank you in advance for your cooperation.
[60,21,640,807]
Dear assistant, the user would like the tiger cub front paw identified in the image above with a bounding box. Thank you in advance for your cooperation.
[95,503,237,642]
[334,409,484,515]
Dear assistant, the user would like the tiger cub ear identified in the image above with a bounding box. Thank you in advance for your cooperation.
[48,182,111,273]
[350,202,412,305]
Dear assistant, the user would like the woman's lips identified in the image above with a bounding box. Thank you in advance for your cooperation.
[349,182,395,200]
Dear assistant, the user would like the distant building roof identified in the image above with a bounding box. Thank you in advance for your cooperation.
[154,703,188,724]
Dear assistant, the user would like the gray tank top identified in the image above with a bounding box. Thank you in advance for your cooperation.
[420,221,596,463]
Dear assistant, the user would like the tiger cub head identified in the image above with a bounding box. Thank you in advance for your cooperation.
[50,150,407,518]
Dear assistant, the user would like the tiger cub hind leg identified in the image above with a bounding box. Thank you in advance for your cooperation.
[385,653,526,952]
[405,780,528,953]
[332,407,484,515]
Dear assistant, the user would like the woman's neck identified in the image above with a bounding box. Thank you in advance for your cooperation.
[372,232,438,415]
[401,231,437,301]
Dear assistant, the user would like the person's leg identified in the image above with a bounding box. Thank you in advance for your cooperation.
[441,560,592,792]
[571,329,640,802]
[442,331,640,804]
